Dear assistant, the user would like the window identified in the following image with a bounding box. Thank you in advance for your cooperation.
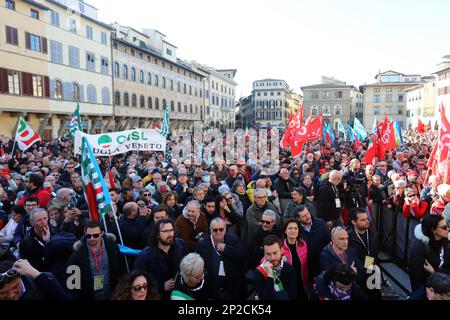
[170,101,174,112]
[166,48,172,56]
[386,88,392,93]
[335,91,343,99]
[7,70,20,94]
[86,26,93,40]
[54,80,63,100]
[190,104,193,113]
[184,105,187,113]
[373,106,380,115]
[140,95,145,108]
[30,9,39,19]
[132,94,137,107]
[26,33,47,53]
[69,19,77,33]
[148,97,152,109]
[154,75,159,87]
[177,82,181,92]
[398,108,403,115]
[129,67,135,81]
[155,98,160,110]
[322,105,331,115]
[50,40,63,64]
[178,102,181,112]
[5,26,18,45]
[101,32,107,45]
[32,75,43,97]
[72,83,79,101]
[115,91,120,106]
[50,10,60,27]
[200,89,202,98]
[69,46,80,68]
[139,70,144,83]
[113,62,119,78]
[86,52,95,72]
[5,0,15,10]
[170,80,174,91]
[385,94,392,103]
[398,95,404,102]
[195,106,198,114]
[334,105,342,116]
[162,77,166,89]
[183,84,187,94]
[102,87,110,105]
[122,65,128,80]
[372,95,380,103]
[87,85,97,103]
[311,106,319,116]
[124,93,129,106]
[162,99,167,109]
[147,73,152,85]
[374,88,380,93]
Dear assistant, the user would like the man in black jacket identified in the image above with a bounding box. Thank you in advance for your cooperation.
[317,170,344,229]
[133,218,188,299]
[65,221,122,300]
[273,168,297,214]
[254,235,298,300]
[195,217,248,300]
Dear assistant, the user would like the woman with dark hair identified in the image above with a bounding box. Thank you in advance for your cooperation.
[214,194,238,231]
[410,214,450,292]
[282,219,309,300]
[162,191,182,221]
[112,270,160,300]
[232,180,251,213]
[314,263,368,300]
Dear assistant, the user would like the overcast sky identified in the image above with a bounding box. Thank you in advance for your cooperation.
[90,0,450,97]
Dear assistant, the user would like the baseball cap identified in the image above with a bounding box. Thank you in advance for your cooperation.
[132,176,143,184]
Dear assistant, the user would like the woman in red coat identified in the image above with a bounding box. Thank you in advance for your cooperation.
[282,218,309,300]
[402,187,428,219]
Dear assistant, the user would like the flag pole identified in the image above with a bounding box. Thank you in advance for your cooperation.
[10,117,21,158]
[110,204,130,272]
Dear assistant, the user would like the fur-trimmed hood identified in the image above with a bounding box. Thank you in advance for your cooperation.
[414,222,450,245]
[73,233,117,251]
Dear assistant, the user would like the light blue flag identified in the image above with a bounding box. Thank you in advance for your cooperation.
[325,121,335,142]
[346,123,356,142]
[353,118,367,140]
[394,121,403,146]
[372,118,378,134]
[337,119,347,140]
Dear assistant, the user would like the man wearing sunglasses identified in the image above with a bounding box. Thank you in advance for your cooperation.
[195,218,247,300]
[65,221,122,300]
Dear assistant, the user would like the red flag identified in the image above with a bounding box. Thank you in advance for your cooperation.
[307,113,323,142]
[381,121,397,151]
[418,118,425,133]
[362,137,376,165]
[377,115,388,136]
[425,140,438,184]
[107,171,117,189]
[354,135,362,152]
[288,108,294,123]
[281,107,303,148]
[438,104,450,183]
[289,115,311,157]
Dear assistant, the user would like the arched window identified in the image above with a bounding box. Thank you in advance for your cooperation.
[170,80,174,91]
[189,85,192,95]
[334,105,342,116]
[87,84,97,103]
[72,83,80,101]
[131,67,136,81]
[184,104,187,113]
[113,62,119,78]
[183,84,187,94]
[322,105,331,116]
[140,95,145,108]
[155,98,160,110]
[147,73,152,85]
[148,97,153,109]
[139,70,144,83]
[115,91,121,106]
[101,87,110,105]
[195,105,198,114]
[122,65,128,80]
[170,100,175,112]
[124,92,129,106]
[162,77,166,89]
[132,94,137,107]
[54,80,63,100]
[190,104,193,113]
[154,75,159,87]
[311,105,319,116]
[200,89,202,98]
[177,82,181,92]
[178,102,181,112]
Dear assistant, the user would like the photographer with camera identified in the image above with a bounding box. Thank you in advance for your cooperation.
[174,201,209,251]
[342,159,367,209]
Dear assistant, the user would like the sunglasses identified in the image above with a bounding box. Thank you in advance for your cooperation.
[0,269,19,283]
[86,233,101,239]
[436,225,450,230]
[212,228,225,233]
[261,220,273,225]
[406,194,416,197]
[131,283,148,292]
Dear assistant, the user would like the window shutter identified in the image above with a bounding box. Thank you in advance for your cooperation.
[0,68,8,93]
[41,37,48,54]
[49,79,55,99]
[12,28,18,45]
[21,72,32,95]
[6,26,12,44]
[25,32,31,49]
[44,76,50,98]
[79,84,84,102]
[63,82,72,101]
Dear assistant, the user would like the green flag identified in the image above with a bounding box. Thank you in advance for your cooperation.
[70,102,83,139]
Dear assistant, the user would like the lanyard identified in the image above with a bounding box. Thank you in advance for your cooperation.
[332,185,339,198]
[331,243,347,264]
[355,230,370,255]
[91,245,103,273]
[439,246,445,268]
[210,235,222,257]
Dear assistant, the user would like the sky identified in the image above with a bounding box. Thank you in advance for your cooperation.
[90,0,450,97]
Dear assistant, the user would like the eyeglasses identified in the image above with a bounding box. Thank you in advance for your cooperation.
[331,226,345,236]
[406,194,416,197]
[436,225,450,230]
[0,269,19,283]
[261,220,273,225]
[212,228,225,233]
[131,283,148,292]
[86,233,101,239]
[225,197,232,201]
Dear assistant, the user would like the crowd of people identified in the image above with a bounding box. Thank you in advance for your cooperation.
[0,126,450,301]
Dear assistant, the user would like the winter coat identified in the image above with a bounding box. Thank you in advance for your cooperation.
[282,239,309,291]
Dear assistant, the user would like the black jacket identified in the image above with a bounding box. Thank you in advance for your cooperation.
[301,217,331,279]
[195,233,248,300]
[313,271,368,300]
[254,262,298,300]
[273,177,297,200]
[19,230,48,272]
[316,181,343,222]
[65,234,123,300]
[119,216,147,250]
[348,227,378,262]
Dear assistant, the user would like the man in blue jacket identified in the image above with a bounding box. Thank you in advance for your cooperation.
[133,218,188,299]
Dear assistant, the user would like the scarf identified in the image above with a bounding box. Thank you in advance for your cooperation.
[328,283,351,300]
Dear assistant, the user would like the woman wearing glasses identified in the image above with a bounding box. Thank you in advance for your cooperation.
[410,214,450,294]
[402,187,428,219]
[112,270,160,300]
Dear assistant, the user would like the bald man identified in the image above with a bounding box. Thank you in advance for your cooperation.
[317,170,344,229]
[319,227,364,285]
